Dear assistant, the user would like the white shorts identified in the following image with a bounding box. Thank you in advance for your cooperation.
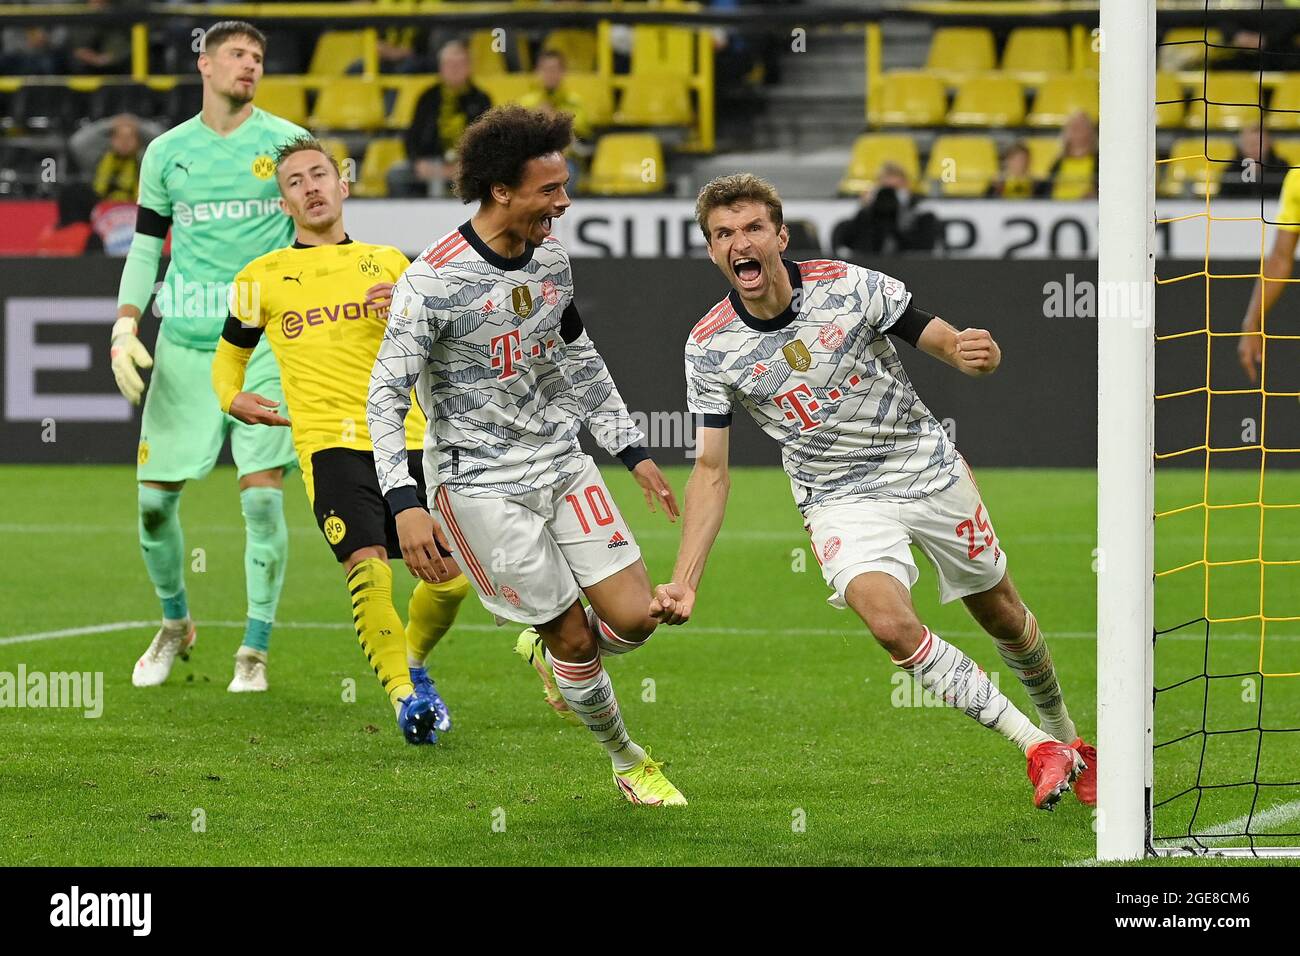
[430,454,644,625]
[805,460,1007,607]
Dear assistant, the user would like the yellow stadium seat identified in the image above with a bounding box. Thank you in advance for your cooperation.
[1268,74,1300,131]
[385,75,437,129]
[309,31,367,75]
[586,133,666,195]
[316,137,353,176]
[1272,138,1300,169]
[873,71,947,127]
[309,78,386,131]
[926,27,996,74]
[353,137,406,197]
[253,78,309,128]
[1185,72,1261,130]
[947,75,1025,127]
[1160,136,1234,197]
[1024,136,1061,179]
[478,74,537,106]
[631,26,696,75]
[1027,74,1098,127]
[614,74,693,126]
[839,134,920,195]
[1002,28,1070,73]
[468,29,508,75]
[925,135,999,197]
[563,73,614,127]
[1156,71,1187,129]
[542,29,598,73]
[1159,27,1226,71]
[1077,37,1100,74]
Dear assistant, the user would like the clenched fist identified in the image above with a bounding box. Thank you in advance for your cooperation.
[954,327,1001,376]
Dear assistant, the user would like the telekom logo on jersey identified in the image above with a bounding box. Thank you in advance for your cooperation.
[774,383,821,431]
[490,329,559,379]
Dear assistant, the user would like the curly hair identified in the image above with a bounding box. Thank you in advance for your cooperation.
[453,105,573,205]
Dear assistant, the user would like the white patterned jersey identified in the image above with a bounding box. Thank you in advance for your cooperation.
[368,223,646,507]
[685,258,959,513]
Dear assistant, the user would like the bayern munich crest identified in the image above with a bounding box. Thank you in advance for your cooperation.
[541,279,558,306]
[822,536,842,561]
[501,585,521,607]
[819,323,845,350]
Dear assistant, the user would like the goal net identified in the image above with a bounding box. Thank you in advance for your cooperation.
[1101,0,1300,859]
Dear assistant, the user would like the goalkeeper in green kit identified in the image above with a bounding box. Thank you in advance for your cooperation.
[111,21,308,692]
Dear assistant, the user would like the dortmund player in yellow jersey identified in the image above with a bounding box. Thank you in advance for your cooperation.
[212,137,470,744]
[1240,165,1300,381]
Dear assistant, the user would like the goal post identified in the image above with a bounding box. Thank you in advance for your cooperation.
[1097,0,1156,861]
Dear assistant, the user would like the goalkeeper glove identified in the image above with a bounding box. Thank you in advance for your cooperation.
[110,316,153,405]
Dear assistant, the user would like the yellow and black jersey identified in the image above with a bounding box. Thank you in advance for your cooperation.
[213,236,426,495]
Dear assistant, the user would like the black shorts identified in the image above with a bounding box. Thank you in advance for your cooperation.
[310,447,452,563]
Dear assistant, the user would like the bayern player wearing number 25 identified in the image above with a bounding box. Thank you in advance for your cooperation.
[652,174,1096,810]
[367,106,686,806]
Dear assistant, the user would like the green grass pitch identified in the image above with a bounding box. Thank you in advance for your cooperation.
[1,464,1296,865]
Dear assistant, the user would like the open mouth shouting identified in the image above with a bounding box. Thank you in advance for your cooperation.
[732,256,764,292]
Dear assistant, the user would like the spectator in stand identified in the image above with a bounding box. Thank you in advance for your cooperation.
[0,26,66,75]
[1219,122,1288,199]
[67,0,132,75]
[518,50,591,190]
[93,115,143,202]
[987,141,1038,199]
[1048,110,1098,200]
[387,39,491,197]
[831,161,939,256]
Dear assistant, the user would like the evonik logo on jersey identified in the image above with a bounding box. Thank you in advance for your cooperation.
[171,198,284,227]
[282,301,371,339]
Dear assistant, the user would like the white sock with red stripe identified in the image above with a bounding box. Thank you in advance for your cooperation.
[992,605,1077,743]
[893,627,1053,755]
[550,655,645,772]
[584,606,644,656]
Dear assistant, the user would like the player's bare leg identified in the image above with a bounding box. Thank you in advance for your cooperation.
[962,572,1096,805]
[844,570,1082,810]
[132,478,198,687]
[228,467,288,692]
[536,600,685,806]
[582,558,659,654]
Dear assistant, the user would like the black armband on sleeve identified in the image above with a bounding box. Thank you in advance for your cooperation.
[384,486,423,516]
[887,303,937,348]
[617,445,651,470]
[697,412,733,428]
[560,302,584,344]
[221,313,264,349]
[135,206,172,239]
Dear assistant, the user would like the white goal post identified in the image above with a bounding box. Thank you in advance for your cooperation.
[1097,0,1156,861]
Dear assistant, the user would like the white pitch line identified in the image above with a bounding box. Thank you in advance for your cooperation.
[1152,799,1300,848]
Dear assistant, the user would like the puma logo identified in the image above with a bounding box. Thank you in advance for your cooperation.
[283,272,302,284]
[173,161,191,176]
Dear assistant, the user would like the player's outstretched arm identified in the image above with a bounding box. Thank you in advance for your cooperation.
[651,424,731,625]
[1239,228,1298,383]
[916,317,1001,377]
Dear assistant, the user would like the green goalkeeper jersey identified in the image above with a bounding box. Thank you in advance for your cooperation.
[137,107,307,350]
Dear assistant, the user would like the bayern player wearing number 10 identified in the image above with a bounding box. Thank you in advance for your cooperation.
[652,174,1097,811]
[368,106,686,806]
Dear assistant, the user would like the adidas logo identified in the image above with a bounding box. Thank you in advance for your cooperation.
[751,362,769,379]
[607,531,629,550]
[481,299,496,315]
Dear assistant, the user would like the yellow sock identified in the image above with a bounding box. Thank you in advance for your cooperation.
[407,573,470,666]
[346,558,414,710]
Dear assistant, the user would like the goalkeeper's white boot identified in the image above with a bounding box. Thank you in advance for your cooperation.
[131,620,196,687]
[227,647,268,693]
